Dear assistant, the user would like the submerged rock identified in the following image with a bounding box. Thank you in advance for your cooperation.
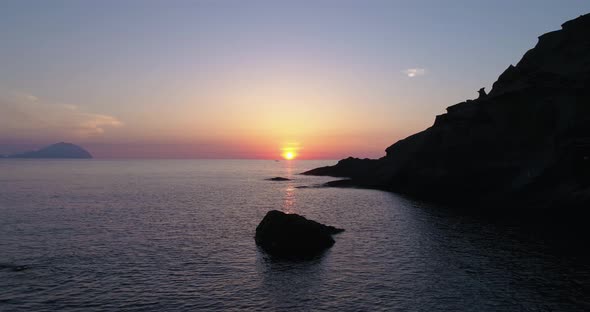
[255,210,344,258]
[266,177,291,181]
[0,263,30,272]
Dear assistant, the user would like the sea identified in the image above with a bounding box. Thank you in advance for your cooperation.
[0,159,588,311]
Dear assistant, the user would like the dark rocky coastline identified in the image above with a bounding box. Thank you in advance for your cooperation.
[304,14,590,230]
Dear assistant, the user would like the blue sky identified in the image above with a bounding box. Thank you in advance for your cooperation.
[1,1,589,158]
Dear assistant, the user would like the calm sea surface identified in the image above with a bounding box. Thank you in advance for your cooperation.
[0,159,588,311]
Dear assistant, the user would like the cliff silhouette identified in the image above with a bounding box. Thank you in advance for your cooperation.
[305,14,590,222]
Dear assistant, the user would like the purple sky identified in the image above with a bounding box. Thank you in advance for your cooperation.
[1,1,589,158]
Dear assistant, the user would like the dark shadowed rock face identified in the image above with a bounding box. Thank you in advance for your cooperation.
[303,14,590,218]
[8,142,92,159]
[255,210,344,258]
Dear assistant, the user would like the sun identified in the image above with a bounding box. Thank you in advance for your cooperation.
[283,151,296,160]
[280,143,300,160]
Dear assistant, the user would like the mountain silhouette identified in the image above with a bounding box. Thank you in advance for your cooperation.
[7,142,93,159]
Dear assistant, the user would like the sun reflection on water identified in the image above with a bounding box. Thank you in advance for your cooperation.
[282,160,296,214]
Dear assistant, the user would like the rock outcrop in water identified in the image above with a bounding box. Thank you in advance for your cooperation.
[8,142,92,159]
[255,210,344,258]
[266,177,291,181]
[304,14,590,220]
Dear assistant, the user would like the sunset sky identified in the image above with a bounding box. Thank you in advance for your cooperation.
[1,1,589,159]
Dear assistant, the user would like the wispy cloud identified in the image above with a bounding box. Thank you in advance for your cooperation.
[402,68,426,78]
[0,91,123,140]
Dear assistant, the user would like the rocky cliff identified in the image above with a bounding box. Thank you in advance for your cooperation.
[305,14,590,217]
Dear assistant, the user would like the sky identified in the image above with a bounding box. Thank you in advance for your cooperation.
[1,0,589,159]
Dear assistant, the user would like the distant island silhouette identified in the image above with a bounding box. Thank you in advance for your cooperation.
[4,142,92,159]
[304,14,590,227]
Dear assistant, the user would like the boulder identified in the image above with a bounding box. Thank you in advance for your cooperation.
[255,210,344,257]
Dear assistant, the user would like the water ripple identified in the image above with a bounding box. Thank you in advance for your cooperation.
[0,159,588,311]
